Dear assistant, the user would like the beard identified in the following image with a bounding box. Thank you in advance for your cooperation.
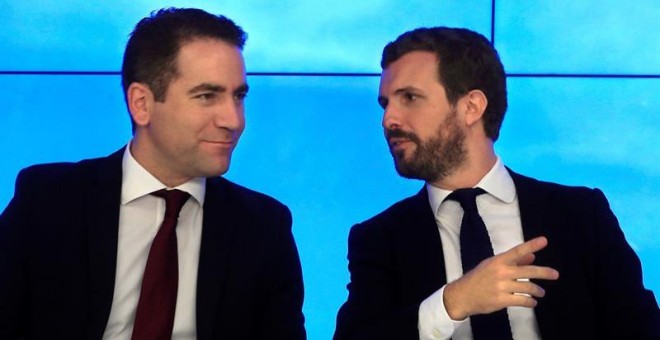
[386,109,467,183]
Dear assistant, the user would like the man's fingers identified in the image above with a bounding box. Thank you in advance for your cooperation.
[517,253,535,266]
[516,265,559,281]
[510,280,546,298]
[501,236,548,264]
[508,294,539,309]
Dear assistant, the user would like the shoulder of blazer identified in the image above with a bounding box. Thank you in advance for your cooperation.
[353,186,430,233]
[507,167,605,201]
[507,166,611,242]
[15,147,124,194]
[204,176,290,217]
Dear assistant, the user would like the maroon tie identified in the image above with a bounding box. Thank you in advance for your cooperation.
[132,189,190,340]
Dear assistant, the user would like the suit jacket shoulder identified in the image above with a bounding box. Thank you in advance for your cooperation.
[335,188,445,339]
[13,149,121,190]
[0,149,124,339]
[507,168,660,339]
[354,188,429,235]
[206,176,290,216]
[509,168,603,202]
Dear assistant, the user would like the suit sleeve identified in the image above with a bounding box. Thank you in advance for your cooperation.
[0,169,31,339]
[334,223,420,339]
[258,205,307,339]
[588,189,660,338]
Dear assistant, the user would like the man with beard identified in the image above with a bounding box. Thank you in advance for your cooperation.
[334,27,659,340]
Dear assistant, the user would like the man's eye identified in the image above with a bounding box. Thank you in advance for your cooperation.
[235,92,248,101]
[403,92,418,102]
[196,93,215,101]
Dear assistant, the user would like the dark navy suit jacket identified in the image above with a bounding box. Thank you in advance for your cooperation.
[334,169,659,339]
[0,148,306,339]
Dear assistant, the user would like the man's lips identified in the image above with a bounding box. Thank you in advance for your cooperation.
[388,137,412,149]
[202,140,235,148]
[387,137,410,147]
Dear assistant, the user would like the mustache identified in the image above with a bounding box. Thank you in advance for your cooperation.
[386,128,420,144]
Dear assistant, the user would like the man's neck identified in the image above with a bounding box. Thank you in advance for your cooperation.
[129,137,193,188]
[430,144,497,191]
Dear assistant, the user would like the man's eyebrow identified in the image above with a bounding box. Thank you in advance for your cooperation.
[377,86,421,108]
[377,95,388,108]
[393,86,421,95]
[235,84,249,94]
[187,83,225,95]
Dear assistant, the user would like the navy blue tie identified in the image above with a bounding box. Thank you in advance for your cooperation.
[446,188,513,340]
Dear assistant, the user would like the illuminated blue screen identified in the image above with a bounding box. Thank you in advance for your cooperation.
[496,0,660,74]
[0,1,491,73]
[1,1,658,339]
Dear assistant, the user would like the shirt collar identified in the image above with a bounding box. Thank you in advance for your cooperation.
[426,156,516,214]
[121,143,206,205]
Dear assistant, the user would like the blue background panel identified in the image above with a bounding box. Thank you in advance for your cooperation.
[496,0,660,74]
[0,0,491,73]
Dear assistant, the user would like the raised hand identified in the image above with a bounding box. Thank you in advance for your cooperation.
[443,236,559,320]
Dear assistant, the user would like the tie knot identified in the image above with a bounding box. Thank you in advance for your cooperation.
[151,189,190,218]
[445,187,486,212]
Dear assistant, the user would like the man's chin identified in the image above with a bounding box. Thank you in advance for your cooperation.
[393,159,418,180]
[198,161,230,178]
[393,157,440,182]
[390,148,407,161]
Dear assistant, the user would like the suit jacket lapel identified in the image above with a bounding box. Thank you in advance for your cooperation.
[84,148,124,338]
[510,171,550,242]
[396,188,447,301]
[509,169,563,335]
[196,177,238,339]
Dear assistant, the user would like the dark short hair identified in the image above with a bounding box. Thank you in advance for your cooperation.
[381,27,507,141]
[121,7,247,103]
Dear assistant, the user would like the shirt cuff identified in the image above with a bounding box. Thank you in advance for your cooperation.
[418,285,466,340]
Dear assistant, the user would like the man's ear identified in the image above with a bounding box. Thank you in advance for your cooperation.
[127,83,153,128]
[463,89,488,127]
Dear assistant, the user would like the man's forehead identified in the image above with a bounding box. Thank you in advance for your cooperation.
[380,52,438,90]
[175,38,244,65]
[173,39,245,78]
[386,51,437,75]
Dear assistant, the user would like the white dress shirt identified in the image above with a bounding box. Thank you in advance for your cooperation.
[102,145,205,340]
[418,157,541,340]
